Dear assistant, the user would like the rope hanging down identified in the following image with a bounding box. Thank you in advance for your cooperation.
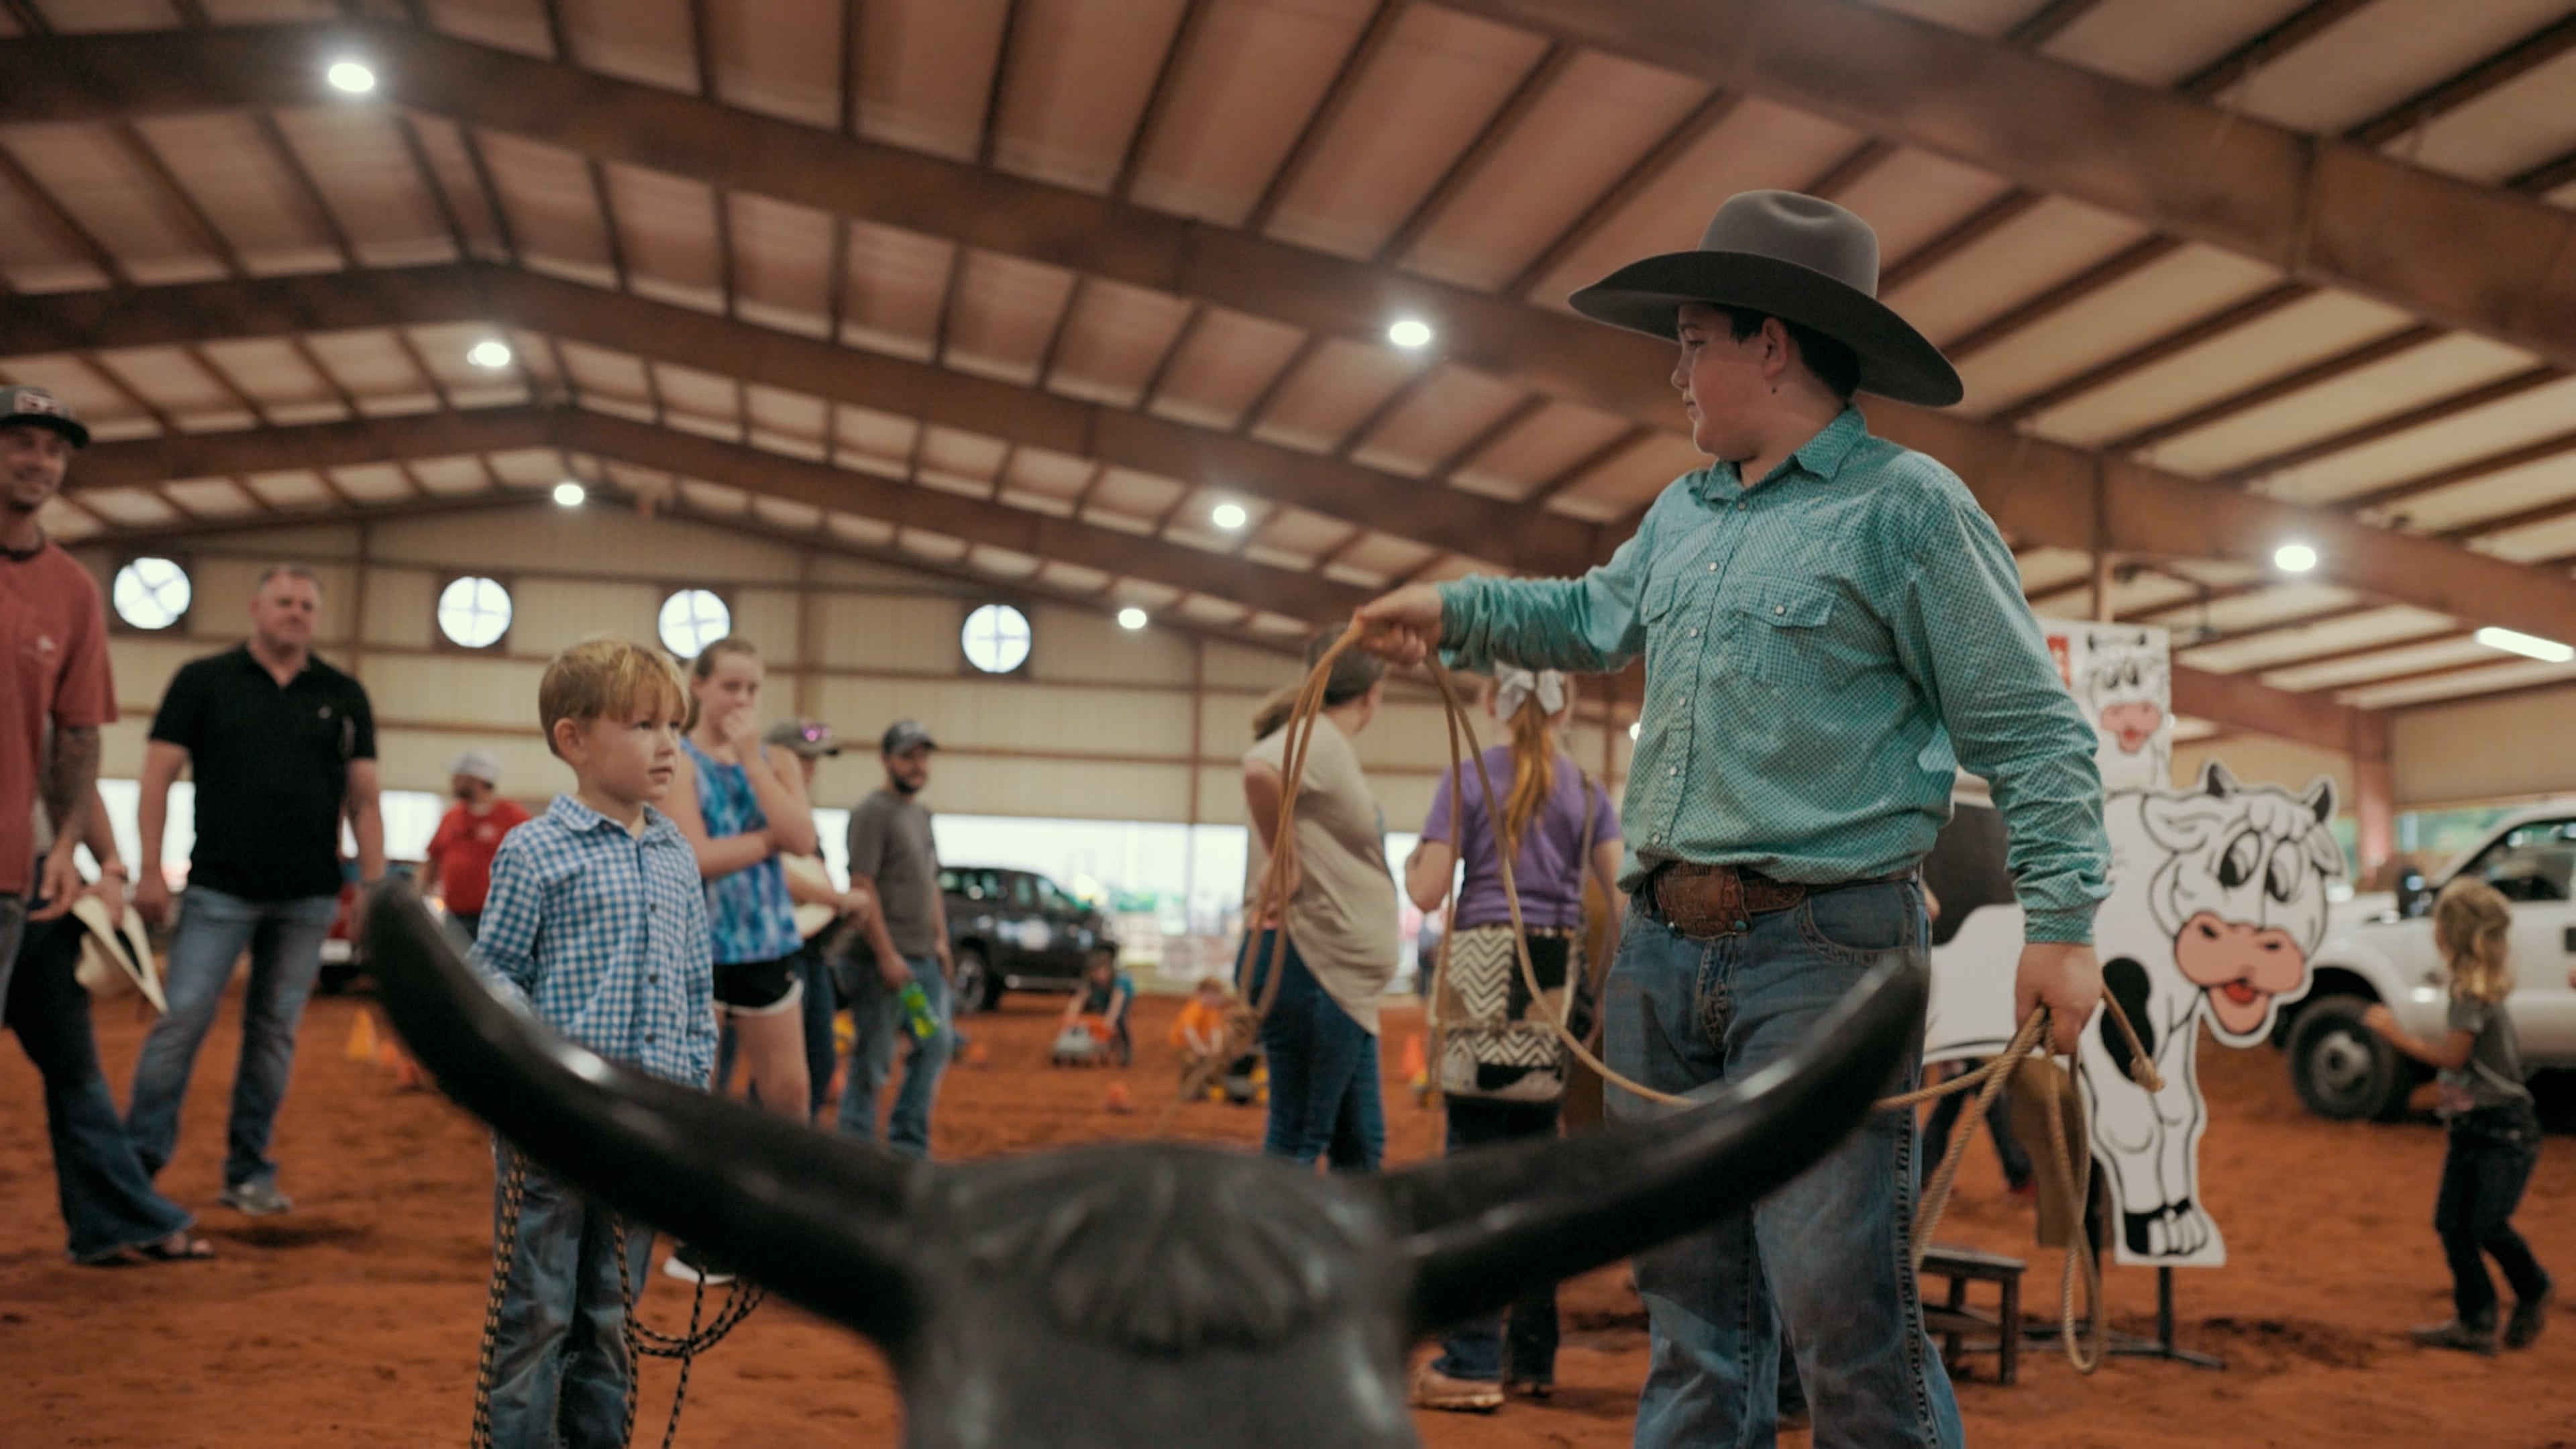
[470,1149,763,1449]
[1238,620,2159,1374]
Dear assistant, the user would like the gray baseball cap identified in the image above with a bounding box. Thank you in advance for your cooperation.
[881,719,938,755]
[763,717,843,757]
[0,385,89,448]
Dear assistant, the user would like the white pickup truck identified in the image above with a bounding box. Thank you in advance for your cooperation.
[2284,808,2576,1119]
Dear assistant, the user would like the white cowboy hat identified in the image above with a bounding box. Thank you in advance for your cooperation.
[71,894,166,1012]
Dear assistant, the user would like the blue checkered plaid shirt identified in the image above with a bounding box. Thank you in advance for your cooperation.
[470,794,716,1086]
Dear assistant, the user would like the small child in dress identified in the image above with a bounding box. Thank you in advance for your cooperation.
[2366,878,2553,1354]
[469,638,714,1447]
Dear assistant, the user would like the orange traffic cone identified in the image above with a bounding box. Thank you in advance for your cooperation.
[1104,1081,1135,1114]
[1399,1030,1426,1082]
[345,1008,381,1063]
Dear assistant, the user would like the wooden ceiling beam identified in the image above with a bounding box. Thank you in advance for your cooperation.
[1426,0,2576,369]
[2167,662,2361,756]
[80,407,1375,624]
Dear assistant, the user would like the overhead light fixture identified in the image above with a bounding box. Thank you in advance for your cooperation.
[1387,317,1434,350]
[552,480,586,508]
[1210,502,1248,531]
[1627,720,1642,741]
[325,60,377,95]
[2475,627,2575,664]
[467,339,513,369]
[2272,542,2318,574]
[1117,606,1148,631]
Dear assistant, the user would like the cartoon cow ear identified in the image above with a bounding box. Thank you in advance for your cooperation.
[2301,774,2338,825]
[2198,759,2241,798]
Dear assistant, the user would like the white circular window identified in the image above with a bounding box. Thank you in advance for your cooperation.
[436,575,513,649]
[659,588,732,659]
[111,557,191,630]
[961,603,1031,675]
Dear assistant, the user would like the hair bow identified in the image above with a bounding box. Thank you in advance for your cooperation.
[1494,666,1568,719]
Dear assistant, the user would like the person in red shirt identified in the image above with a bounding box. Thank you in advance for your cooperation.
[0,384,113,998]
[424,749,529,941]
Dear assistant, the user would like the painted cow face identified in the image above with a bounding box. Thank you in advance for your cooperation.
[2082,632,2167,756]
[2139,762,2343,1042]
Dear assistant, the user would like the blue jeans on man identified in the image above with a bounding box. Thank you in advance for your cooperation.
[1604,879,1960,1449]
[125,885,339,1192]
[1430,1095,1562,1385]
[486,1144,655,1449]
[838,953,951,1157]
[7,912,195,1261]
[1239,931,1385,1171]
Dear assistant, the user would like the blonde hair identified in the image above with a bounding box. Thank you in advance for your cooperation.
[539,637,686,758]
[2434,877,2514,1004]
[1487,676,1574,855]
[682,635,761,732]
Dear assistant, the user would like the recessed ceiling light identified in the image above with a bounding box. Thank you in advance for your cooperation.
[326,60,376,95]
[2475,627,2575,663]
[1211,502,1248,531]
[467,339,513,369]
[552,480,586,507]
[1387,317,1434,350]
[2272,542,2318,573]
[1117,606,1148,631]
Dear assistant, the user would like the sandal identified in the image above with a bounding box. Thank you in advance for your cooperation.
[84,1232,215,1267]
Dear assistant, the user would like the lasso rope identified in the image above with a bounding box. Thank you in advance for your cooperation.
[1218,619,2158,1373]
[470,1149,763,1448]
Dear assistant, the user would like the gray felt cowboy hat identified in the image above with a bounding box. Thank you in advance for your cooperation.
[1568,190,1964,409]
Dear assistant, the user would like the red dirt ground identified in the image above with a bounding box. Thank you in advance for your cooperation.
[5,986,2574,1448]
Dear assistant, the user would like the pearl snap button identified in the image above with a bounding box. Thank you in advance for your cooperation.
[1774,604,1785,615]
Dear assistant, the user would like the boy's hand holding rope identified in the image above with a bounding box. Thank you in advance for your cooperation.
[1214,617,2161,1373]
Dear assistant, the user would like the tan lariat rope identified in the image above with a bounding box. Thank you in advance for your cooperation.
[471,1148,763,1449]
[1202,619,2158,1372]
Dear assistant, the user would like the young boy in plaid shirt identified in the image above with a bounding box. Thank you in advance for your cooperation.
[470,638,713,1448]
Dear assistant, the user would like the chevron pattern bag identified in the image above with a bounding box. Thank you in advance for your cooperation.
[1436,926,1586,1103]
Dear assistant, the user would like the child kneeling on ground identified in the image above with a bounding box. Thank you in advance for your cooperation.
[1054,948,1134,1067]
[470,638,715,1448]
[1172,975,1259,1103]
[2367,877,2553,1355]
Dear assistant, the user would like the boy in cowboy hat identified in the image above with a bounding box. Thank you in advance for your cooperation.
[1359,190,2108,1448]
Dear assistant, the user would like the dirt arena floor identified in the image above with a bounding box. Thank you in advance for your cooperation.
[5,983,2575,1448]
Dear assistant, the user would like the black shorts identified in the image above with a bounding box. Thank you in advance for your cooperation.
[712,954,803,1015]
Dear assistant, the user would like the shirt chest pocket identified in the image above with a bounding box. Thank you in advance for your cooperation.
[1726,576,1845,688]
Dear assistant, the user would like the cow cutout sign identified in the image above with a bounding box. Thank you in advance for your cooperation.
[1927,623,2345,1268]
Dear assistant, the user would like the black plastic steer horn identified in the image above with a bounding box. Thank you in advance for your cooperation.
[363,880,1923,1448]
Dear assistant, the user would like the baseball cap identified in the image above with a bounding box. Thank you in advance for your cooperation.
[763,717,842,758]
[881,719,938,755]
[0,385,90,448]
[449,749,503,785]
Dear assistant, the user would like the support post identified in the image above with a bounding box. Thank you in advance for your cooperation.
[2351,710,2395,888]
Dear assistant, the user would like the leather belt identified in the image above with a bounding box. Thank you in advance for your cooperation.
[1648,862,1910,941]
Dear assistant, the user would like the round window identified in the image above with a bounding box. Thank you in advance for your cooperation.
[111,557,192,630]
[961,603,1031,675]
[436,575,513,649]
[659,588,732,659]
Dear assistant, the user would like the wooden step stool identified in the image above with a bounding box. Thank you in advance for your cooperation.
[1919,1243,2025,1385]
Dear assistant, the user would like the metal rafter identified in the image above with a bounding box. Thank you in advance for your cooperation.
[1375,41,1570,264]
[1501,87,1738,297]
[975,0,1024,171]
[2107,323,2443,455]
[1111,0,1211,201]
[1241,0,1403,233]
[2216,366,2563,486]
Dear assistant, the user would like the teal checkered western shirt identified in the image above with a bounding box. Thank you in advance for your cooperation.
[1437,407,2109,945]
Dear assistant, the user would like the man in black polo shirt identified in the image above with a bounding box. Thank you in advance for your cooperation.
[127,564,384,1217]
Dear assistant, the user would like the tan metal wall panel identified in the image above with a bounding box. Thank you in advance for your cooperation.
[105,635,224,715]
[812,594,967,672]
[369,508,803,583]
[729,587,803,664]
[1028,602,1194,686]
[378,729,568,802]
[505,578,663,654]
[2174,737,2353,813]
[363,566,439,650]
[186,555,357,643]
[2391,685,2576,807]
[358,655,549,729]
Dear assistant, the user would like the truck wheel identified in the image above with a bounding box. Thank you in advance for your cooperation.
[2288,994,2408,1121]
[953,946,997,1014]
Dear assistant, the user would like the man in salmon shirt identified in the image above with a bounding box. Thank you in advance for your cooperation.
[0,384,113,1004]
[424,749,529,943]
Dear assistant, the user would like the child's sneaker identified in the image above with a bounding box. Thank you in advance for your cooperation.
[662,1243,737,1286]
[1409,1364,1503,1413]
[2408,1318,2498,1355]
[2506,1285,2554,1349]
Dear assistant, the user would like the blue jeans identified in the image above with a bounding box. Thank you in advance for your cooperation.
[717,940,839,1118]
[2436,1108,2549,1326]
[1605,882,1959,1449]
[6,912,195,1260]
[1432,1096,1563,1383]
[838,954,951,1158]
[1239,931,1385,1171]
[125,886,339,1191]
[486,1144,655,1449]
[0,891,24,1007]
